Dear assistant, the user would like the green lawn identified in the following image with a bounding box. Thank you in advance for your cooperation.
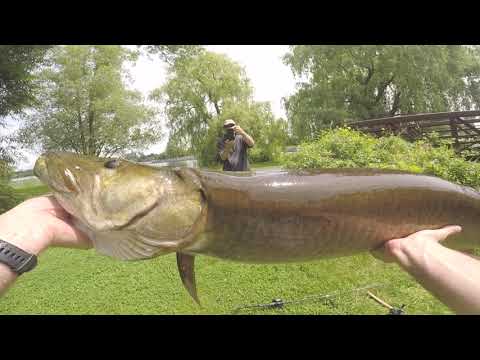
[0,174,453,315]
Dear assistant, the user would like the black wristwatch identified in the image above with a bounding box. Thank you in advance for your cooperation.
[0,239,37,275]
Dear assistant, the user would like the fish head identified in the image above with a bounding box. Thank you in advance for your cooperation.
[34,152,207,259]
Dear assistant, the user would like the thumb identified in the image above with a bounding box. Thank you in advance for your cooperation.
[431,225,462,243]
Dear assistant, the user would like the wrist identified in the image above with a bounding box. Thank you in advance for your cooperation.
[0,216,51,256]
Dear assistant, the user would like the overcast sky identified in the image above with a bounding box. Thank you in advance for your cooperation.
[5,45,297,170]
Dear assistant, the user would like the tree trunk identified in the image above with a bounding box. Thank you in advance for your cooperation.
[87,58,98,156]
[214,101,221,116]
[77,89,87,155]
[390,91,402,116]
[87,106,95,155]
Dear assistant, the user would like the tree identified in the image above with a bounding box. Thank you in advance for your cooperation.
[151,50,252,157]
[143,45,204,65]
[18,45,162,157]
[284,45,480,142]
[0,45,52,118]
[199,101,288,164]
[0,46,51,213]
[152,50,288,165]
[0,45,52,168]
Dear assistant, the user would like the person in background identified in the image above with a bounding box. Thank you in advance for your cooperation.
[217,119,254,171]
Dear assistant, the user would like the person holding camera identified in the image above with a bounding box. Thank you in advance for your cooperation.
[216,119,255,171]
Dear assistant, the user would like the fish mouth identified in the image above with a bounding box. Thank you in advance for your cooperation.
[33,155,48,182]
[34,154,80,194]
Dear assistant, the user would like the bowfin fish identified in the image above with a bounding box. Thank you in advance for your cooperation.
[34,152,480,304]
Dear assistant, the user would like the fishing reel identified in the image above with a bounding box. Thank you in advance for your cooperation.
[388,304,406,315]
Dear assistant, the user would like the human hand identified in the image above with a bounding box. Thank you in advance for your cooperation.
[371,225,463,264]
[233,125,244,135]
[0,196,92,256]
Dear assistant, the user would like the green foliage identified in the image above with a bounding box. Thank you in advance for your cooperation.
[0,156,16,214]
[283,127,480,189]
[143,45,204,65]
[284,45,480,141]
[152,50,288,166]
[152,50,252,155]
[12,169,34,178]
[196,101,288,166]
[0,45,52,118]
[0,180,17,214]
[0,45,51,182]
[164,137,193,159]
[17,45,162,157]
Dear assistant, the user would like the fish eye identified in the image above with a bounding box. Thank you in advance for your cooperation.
[104,159,120,169]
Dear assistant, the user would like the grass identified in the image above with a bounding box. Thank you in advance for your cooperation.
[12,184,50,199]
[0,173,454,315]
[10,177,42,189]
[0,248,453,315]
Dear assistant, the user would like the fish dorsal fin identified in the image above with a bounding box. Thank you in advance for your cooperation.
[176,252,201,305]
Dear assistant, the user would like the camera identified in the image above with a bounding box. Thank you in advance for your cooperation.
[224,126,236,141]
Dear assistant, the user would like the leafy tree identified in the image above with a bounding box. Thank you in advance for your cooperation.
[143,45,204,65]
[198,101,288,165]
[152,50,288,166]
[284,45,480,142]
[17,45,162,157]
[0,45,52,118]
[0,45,51,213]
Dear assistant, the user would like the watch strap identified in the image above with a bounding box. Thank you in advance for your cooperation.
[0,239,38,275]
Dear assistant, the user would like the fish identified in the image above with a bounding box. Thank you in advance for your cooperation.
[33,152,480,304]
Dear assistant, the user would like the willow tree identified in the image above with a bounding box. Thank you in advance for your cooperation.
[284,45,480,142]
[18,45,162,157]
[151,49,288,165]
[151,50,251,157]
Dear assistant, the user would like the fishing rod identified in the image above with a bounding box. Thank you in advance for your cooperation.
[232,282,404,314]
[367,290,406,315]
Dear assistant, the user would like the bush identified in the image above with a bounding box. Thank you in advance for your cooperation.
[282,127,480,189]
[0,161,18,214]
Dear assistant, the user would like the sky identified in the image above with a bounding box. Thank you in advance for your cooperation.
[3,45,297,170]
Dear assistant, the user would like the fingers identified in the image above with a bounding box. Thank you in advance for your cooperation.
[370,225,463,263]
[430,225,462,243]
[49,217,93,249]
[19,195,62,212]
[20,195,75,221]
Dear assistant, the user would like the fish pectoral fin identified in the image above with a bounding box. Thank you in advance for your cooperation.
[176,252,201,306]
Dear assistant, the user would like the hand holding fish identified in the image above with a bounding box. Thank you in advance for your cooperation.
[371,225,463,263]
[0,196,92,296]
[0,195,92,255]
[373,225,480,314]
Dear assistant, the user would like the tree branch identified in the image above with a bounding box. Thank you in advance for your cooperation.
[390,90,402,115]
[375,74,395,103]
[361,62,374,85]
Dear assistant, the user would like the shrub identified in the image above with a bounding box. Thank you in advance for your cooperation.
[282,127,480,189]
